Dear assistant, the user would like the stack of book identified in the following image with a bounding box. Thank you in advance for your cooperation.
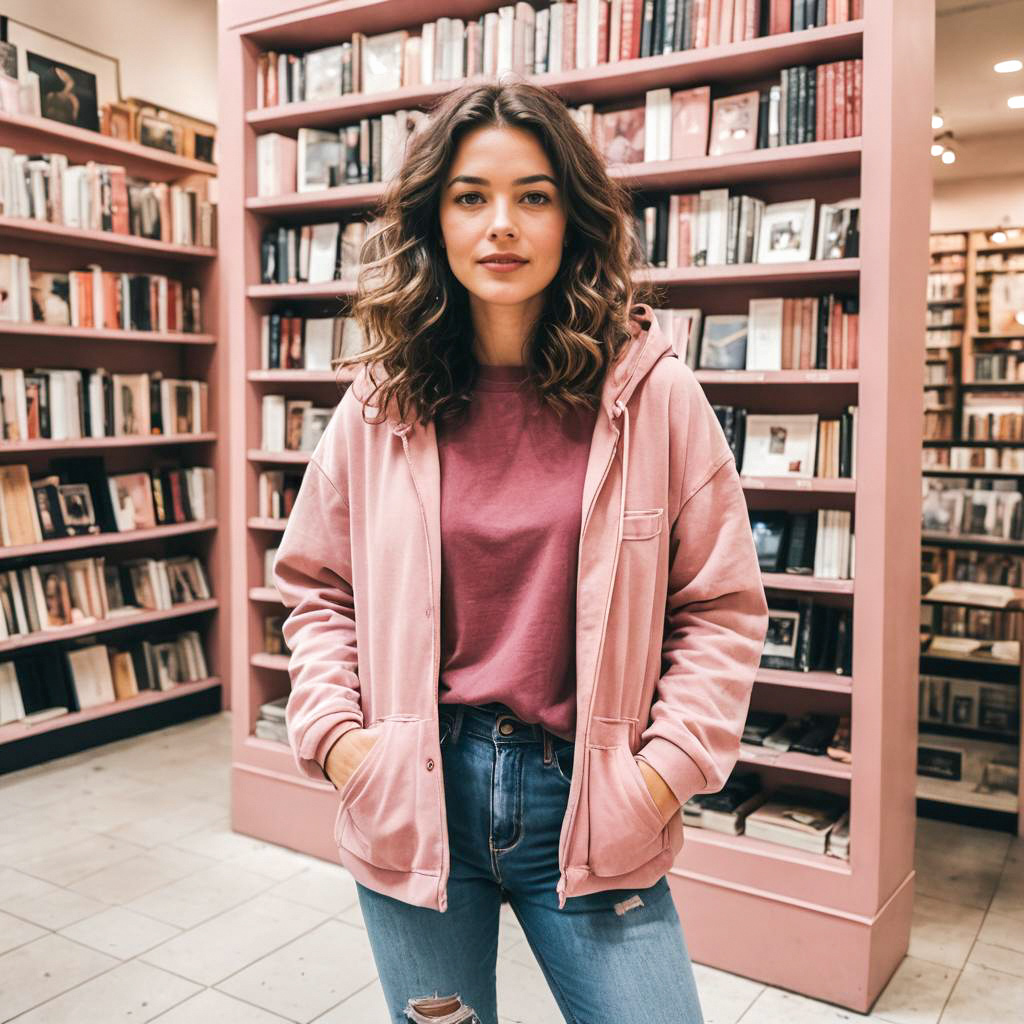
[254,695,288,744]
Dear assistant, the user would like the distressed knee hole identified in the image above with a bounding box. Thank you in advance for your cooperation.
[405,992,478,1023]
[613,893,645,915]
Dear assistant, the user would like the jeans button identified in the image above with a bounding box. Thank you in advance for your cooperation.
[498,719,515,735]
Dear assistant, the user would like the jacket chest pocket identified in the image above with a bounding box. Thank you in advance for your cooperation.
[584,716,669,877]
[333,716,443,874]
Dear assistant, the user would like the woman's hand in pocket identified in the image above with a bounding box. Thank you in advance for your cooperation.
[325,727,380,792]
[635,756,680,824]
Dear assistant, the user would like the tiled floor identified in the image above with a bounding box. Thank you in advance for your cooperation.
[1,712,1022,1023]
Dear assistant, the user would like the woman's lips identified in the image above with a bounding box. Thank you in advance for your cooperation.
[479,258,528,273]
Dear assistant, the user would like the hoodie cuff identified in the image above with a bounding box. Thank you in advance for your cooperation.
[314,720,362,787]
[635,736,709,807]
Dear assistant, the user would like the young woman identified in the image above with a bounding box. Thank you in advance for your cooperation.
[273,80,769,1024]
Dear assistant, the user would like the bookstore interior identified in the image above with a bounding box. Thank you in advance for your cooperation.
[0,1,1022,1021]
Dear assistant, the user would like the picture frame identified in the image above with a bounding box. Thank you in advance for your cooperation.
[761,607,801,669]
[749,511,790,573]
[816,199,861,260]
[740,413,820,478]
[756,199,817,264]
[57,483,98,535]
[708,90,760,157]
[31,478,65,540]
[138,113,181,155]
[5,20,121,125]
[698,315,749,371]
[102,99,136,141]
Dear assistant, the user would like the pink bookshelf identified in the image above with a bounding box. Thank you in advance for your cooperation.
[219,0,930,1013]
[0,111,230,772]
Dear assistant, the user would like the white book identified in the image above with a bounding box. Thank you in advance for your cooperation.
[701,188,729,265]
[746,298,784,370]
[260,315,270,369]
[497,5,515,74]
[450,19,466,79]
[307,222,339,283]
[421,22,436,85]
[0,663,25,724]
[535,7,550,72]
[67,644,117,709]
[644,89,670,162]
[576,0,591,70]
[262,394,286,452]
[548,5,563,74]
[304,318,335,370]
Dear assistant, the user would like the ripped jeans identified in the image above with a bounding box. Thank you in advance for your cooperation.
[355,701,705,1024]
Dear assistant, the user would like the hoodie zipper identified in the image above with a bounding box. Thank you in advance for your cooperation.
[399,430,449,913]
[556,414,624,909]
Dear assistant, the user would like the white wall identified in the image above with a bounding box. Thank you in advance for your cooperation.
[932,175,1024,233]
[3,0,217,123]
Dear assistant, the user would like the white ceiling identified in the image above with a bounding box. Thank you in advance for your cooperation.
[933,0,1024,179]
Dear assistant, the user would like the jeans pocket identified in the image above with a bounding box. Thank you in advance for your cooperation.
[551,741,574,786]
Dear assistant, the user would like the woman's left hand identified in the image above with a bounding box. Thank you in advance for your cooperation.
[635,756,680,824]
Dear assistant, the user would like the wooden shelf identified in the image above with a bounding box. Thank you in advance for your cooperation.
[738,744,853,779]
[248,369,337,383]
[248,517,288,532]
[248,138,862,215]
[1,433,216,454]
[0,599,218,656]
[247,449,311,465]
[762,573,854,595]
[251,652,289,671]
[0,215,216,261]
[0,520,217,563]
[0,110,217,182]
[921,531,1024,551]
[249,587,281,602]
[756,667,853,694]
[916,775,1018,814]
[0,677,221,745]
[0,322,216,346]
[697,369,859,385]
[247,260,861,302]
[741,475,856,493]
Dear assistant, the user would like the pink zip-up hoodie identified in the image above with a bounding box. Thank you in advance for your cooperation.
[273,303,769,912]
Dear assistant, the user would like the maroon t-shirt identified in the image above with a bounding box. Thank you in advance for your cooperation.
[435,363,599,741]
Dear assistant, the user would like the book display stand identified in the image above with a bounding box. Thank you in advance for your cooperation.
[219,1,933,1011]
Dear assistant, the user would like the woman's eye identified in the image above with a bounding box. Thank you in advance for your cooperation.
[454,192,483,206]
[453,192,552,206]
[522,192,551,205]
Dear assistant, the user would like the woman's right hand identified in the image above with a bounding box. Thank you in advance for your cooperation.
[324,726,380,792]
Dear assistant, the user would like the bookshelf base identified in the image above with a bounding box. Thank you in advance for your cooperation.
[0,681,223,775]
[668,866,914,1014]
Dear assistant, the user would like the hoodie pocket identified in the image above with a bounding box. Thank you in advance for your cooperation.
[334,716,442,874]
[585,716,669,877]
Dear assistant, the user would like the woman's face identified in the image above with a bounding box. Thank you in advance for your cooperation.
[439,124,568,313]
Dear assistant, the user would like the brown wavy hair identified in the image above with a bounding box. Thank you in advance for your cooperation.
[341,77,657,429]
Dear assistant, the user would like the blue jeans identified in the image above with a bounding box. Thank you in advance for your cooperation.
[355,701,705,1024]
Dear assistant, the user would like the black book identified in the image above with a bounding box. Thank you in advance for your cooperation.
[763,713,815,752]
[640,0,656,58]
[16,648,77,714]
[149,371,163,435]
[653,196,669,267]
[794,1,805,32]
[674,0,688,51]
[693,772,762,812]
[276,226,289,284]
[129,641,154,691]
[791,715,840,756]
[656,0,670,54]
[815,293,829,368]
[816,0,828,28]
[807,65,817,141]
[269,312,282,369]
[743,711,788,746]
[845,207,860,258]
[757,91,770,148]
[839,409,851,477]
[784,512,816,573]
[102,374,114,438]
[834,610,853,674]
[261,228,277,283]
[795,597,817,671]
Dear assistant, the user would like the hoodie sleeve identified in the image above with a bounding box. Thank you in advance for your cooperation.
[272,402,364,786]
[635,366,770,808]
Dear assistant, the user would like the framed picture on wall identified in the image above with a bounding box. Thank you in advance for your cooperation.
[5,20,121,129]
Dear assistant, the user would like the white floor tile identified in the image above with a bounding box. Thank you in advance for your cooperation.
[914,846,1003,911]
[738,986,870,1022]
[1,883,107,931]
[150,987,293,1023]
[0,933,117,1019]
[17,833,147,888]
[966,941,1024,980]
[67,845,216,905]
[870,956,958,1023]
[976,910,1024,955]
[122,860,276,929]
[267,860,359,915]
[691,963,764,1024]
[0,910,47,956]
[312,978,390,1024]
[4,958,199,1023]
[938,963,1024,1022]
[139,892,327,986]
[908,894,985,970]
[216,918,378,1021]
[59,905,181,960]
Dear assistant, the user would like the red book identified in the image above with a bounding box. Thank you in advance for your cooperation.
[830,297,842,369]
[169,470,186,523]
[844,60,855,139]
[733,0,744,42]
[853,59,863,136]
[800,298,813,370]
[563,3,577,71]
[848,311,859,369]
[834,59,846,138]
[621,0,643,60]
[266,52,278,107]
[717,0,734,45]
[596,0,609,63]
[781,298,794,368]
[827,0,836,22]
[824,61,836,140]
[852,0,863,17]
[694,0,711,48]
[770,0,791,34]
[744,0,759,40]
[677,194,696,266]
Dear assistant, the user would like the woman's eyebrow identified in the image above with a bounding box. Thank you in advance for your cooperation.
[446,173,557,188]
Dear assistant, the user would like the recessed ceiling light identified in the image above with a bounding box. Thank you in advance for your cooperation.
[941,149,956,164]
[931,143,945,156]
[992,231,1008,243]
[995,59,1023,73]
[931,112,944,129]
[1009,95,1024,109]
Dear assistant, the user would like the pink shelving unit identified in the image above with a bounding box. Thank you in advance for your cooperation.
[219,1,934,1013]
[0,116,231,771]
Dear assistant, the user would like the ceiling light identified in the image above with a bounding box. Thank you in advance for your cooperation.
[995,59,1023,73]
[1016,311,1024,326]
[941,149,956,164]
[1009,95,1024,109]
[992,231,1008,243]
[931,142,945,156]
[931,111,944,129]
